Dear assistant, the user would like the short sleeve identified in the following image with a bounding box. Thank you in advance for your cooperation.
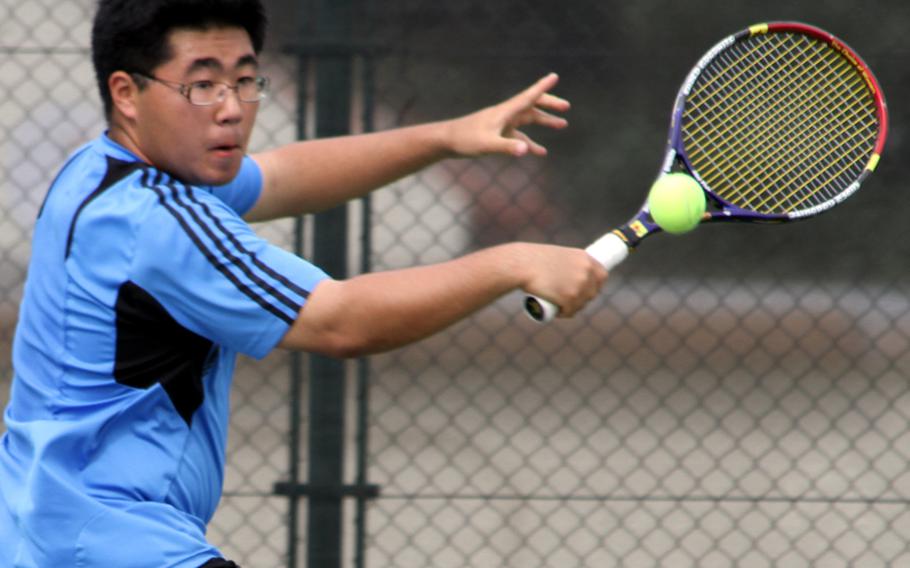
[209,156,262,216]
[131,182,329,358]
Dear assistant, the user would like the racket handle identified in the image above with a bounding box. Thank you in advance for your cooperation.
[524,232,630,323]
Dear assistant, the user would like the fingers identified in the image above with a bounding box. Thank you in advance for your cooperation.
[521,245,609,319]
[533,107,569,129]
[536,92,571,114]
[448,73,569,159]
[514,72,562,108]
[509,106,569,131]
[496,74,569,156]
[509,130,544,157]
[556,260,608,318]
[498,129,550,157]
[517,74,570,112]
[510,109,568,155]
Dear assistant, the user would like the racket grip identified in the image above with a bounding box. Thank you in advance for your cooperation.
[524,232,630,323]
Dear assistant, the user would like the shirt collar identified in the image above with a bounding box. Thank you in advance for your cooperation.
[98,131,145,164]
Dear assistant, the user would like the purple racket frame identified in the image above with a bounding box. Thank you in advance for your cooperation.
[525,21,888,323]
[613,21,889,248]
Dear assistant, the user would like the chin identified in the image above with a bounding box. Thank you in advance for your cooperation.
[200,163,243,187]
[207,173,239,187]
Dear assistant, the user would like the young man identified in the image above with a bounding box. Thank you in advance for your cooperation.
[0,0,608,566]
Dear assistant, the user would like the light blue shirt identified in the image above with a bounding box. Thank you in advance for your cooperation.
[0,134,328,566]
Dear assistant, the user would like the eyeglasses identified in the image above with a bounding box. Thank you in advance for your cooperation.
[132,72,270,106]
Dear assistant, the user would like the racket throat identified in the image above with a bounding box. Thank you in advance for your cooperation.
[614,209,662,249]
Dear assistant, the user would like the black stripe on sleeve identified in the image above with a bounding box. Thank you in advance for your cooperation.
[167,182,305,314]
[146,184,297,325]
[184,190,310,299]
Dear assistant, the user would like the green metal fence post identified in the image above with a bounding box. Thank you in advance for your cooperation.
[306,0,353,564]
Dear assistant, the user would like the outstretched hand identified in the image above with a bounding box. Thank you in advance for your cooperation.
[445,72,570,158]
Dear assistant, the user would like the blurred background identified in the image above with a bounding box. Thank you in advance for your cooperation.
[3,0,910,566]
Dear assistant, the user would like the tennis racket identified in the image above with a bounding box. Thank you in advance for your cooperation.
[526,21,888,322]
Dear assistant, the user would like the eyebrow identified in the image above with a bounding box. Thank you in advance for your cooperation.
[186,54,260,74]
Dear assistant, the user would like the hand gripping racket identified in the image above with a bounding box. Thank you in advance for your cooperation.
[526,22,888,322]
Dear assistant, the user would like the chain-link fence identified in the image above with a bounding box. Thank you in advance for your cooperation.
[360,1,910,567]
[4,1,910,567]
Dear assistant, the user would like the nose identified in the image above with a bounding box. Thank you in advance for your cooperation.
[214,87,244,124]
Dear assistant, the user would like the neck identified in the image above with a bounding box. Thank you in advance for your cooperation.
[107,121,151,165]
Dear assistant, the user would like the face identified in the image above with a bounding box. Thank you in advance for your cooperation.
[121,26,260,186]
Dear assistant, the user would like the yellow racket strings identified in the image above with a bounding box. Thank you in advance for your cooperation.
[682,32,878,214]
[685,34,873,211]
[690,39,864,201]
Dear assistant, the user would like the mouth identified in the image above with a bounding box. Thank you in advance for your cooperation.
[209,137,241,152]
[209,143,241,158]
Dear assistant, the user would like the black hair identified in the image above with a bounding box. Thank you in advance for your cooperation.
[91,0,267,118]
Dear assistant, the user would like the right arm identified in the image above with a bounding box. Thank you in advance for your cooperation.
[279,242,607,358]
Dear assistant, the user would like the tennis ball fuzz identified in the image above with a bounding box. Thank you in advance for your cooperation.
[647,173,706,235]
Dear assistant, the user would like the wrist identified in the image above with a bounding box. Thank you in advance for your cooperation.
[487,242,533,290]
[432,118,461,158]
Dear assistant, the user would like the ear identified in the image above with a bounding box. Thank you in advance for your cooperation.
[108,71,141,121]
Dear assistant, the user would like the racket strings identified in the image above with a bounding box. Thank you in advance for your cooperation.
[708,38,875,210]
[695,63,873,211]
[688,34,876,208]
[689,35,875,210]
[697,39,869,182]
[686,39,861,206]
[690,38,876,212]
[680,32,879,215]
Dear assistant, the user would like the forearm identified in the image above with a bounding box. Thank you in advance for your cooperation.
[280,244,529,357]
[247,121,454,222]
[247,73,570,223]
[280,240,608,357]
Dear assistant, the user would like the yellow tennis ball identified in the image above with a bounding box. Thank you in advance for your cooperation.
[647,173,706,235]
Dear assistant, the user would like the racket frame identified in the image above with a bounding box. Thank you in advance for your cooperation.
[620,21,888,250]
[525,21,888,322]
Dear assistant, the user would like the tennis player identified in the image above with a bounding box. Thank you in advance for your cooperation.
[0,0,607,566]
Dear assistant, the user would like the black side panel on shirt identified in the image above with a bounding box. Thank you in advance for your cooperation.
[114,281,214,426]
[65,156,146,258]
[198,559,241,568]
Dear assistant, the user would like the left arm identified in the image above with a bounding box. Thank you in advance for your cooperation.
[245,73,569,222]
